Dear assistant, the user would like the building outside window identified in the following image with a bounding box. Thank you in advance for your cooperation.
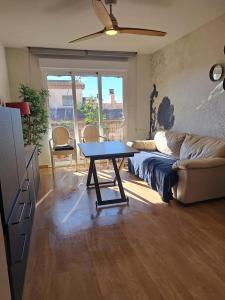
[62,95,73,106]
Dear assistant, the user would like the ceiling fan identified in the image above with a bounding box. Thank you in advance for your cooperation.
[69,0,167,43]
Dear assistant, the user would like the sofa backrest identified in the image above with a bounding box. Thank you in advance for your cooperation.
[180,134,225,160]
[154,130,186,158]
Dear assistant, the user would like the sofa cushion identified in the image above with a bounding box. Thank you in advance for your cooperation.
[180,134,225,160]
[127,140,157,151]
[154,130,186,158]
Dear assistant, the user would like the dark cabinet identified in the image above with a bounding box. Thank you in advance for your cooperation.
[27,163,36,205]
[25,146,40,203]
[0,107,39,300]
[0,108,20,222]
[11,110,27,187]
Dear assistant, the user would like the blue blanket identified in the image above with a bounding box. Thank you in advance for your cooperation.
[128,151,178,202]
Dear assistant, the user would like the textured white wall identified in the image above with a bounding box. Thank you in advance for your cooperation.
[0,43,10,102]
[136,55,152,139]
[6,47,43,101]
[6,47,49,165]
[149,13,225,138]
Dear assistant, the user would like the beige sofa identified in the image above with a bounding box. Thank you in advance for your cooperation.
[129,130,225,204]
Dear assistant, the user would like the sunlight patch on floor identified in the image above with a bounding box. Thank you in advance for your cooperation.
[76,177,85,189]
[58,173,68,182]
[97,171,113,179]
[36,189,53,207]
[123,180,164,204]
[73,171,87,177]
[61,189,86,223]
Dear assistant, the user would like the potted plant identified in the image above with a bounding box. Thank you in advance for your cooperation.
[18,84,49,153]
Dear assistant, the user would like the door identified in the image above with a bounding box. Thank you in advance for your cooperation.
[74,75,99,142]
[46,73,126,166]
[47,75,76,166]
[47,75,75,139]
[101,75,125,141]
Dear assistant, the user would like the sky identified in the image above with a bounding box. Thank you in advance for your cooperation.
[47,75,123,103]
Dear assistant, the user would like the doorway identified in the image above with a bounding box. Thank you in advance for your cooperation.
[46,72,126,165]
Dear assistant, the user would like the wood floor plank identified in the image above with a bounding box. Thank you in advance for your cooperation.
[23,167,225,300]
[87,225,165,300]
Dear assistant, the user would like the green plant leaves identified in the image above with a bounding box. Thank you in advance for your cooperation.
[79,97,99,125]
[19,84,49,154]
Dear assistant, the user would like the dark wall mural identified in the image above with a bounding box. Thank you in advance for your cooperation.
[149,84,158,138]
[157,97,175,130]
[149,84,175,138]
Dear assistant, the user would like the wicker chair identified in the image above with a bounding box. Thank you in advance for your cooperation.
[49,126,77,169]
[81,125,108,142]
[81,125,108,167]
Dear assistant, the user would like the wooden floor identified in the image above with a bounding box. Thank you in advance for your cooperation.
[23,166,225,300]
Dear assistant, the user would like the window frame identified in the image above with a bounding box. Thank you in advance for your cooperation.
[43,69,127,143]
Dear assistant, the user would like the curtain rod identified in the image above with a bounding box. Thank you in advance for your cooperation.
[29,47,137,61]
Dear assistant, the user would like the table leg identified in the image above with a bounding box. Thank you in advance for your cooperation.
[86,158,94,187]
[112,158,128,202]
[91,159,103,205]
[113,158,126,184]
[87,158,117,188]
[86,157,128,207]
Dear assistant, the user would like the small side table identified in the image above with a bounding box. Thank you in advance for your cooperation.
[78,141,139,207]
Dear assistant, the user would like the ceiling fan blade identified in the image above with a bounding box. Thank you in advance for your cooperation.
[118,27,167,37]
[69,30,105,43]
[92,0,113,29]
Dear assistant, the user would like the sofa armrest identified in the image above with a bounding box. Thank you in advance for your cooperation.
[127,140,157,151]
[172,158,225,170]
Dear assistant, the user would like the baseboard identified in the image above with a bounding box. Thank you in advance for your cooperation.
[39,165,49,169]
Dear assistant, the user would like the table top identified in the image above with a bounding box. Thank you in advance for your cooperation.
[78,141,139,159]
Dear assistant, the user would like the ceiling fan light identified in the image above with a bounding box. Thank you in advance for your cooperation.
[105,29,118,36]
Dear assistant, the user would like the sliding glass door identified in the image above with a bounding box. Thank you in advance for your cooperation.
[74,75,99,141]
[47,73,125,147]
[47,75,75,138]
[101,75,125,141]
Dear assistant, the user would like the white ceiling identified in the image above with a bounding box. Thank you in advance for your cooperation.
[0,0,225,54]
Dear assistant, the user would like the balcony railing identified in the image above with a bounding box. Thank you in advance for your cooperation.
[51,119,125,142]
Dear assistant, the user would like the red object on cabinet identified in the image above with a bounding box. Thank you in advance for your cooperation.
[6,102,30,116]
